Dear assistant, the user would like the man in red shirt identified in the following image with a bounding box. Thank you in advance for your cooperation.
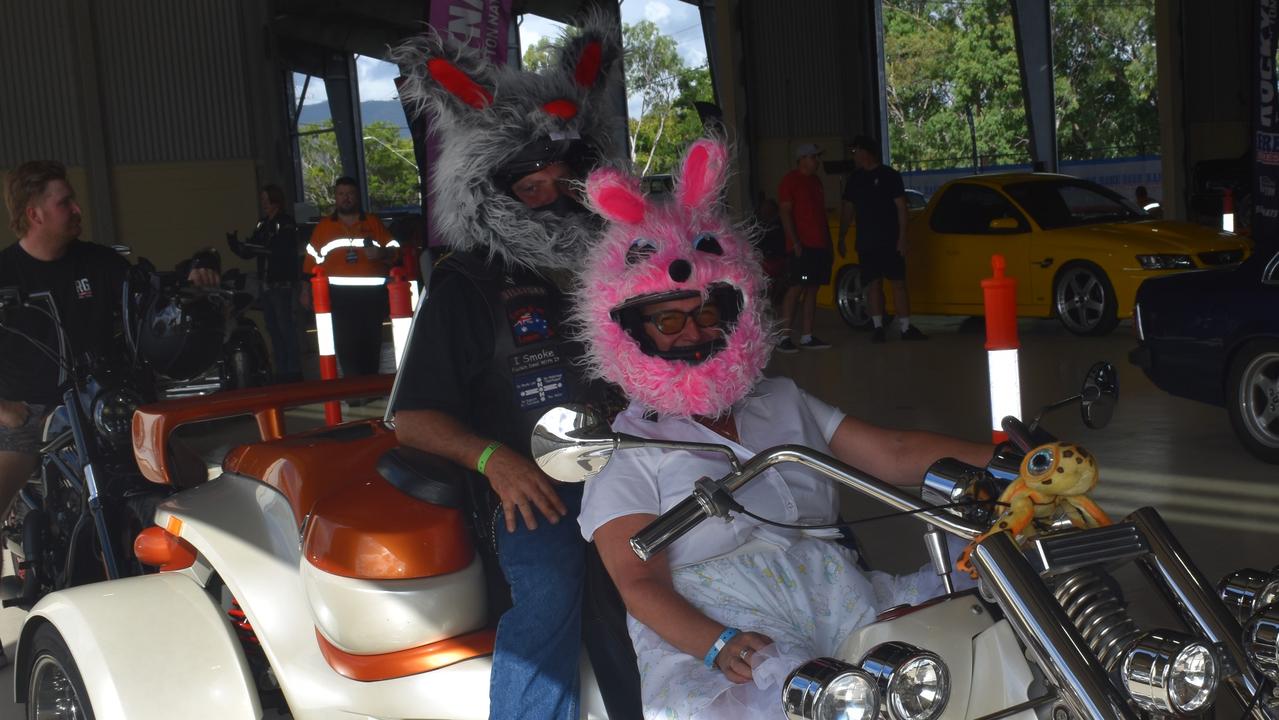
[776,143,832,352]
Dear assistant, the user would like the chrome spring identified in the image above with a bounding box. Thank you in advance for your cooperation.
[1052,568,1143,671]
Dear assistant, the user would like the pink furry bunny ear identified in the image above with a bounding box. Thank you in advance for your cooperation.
[675,138,728,212]
[587,168,647,225]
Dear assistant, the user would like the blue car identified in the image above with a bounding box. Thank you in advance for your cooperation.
[1129,249,1279,463]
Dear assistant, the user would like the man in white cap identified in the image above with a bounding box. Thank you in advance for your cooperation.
[775,142,832,352]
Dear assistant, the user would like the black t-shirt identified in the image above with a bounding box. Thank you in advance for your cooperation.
[230,213,301,283]
[0,240,130,403]
[842,165,906,249]
[394,263,546,457]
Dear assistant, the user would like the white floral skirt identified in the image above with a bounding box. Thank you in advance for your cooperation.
[628,534,946,720]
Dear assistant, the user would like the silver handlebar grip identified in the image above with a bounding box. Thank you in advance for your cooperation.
[630,495,709,561]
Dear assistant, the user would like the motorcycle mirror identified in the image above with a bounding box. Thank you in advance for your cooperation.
[1080,361,1118,429]
[531,404,619,483]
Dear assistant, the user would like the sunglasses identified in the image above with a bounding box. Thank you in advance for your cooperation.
[643,304,723,335]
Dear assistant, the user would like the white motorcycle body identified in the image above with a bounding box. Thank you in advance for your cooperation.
[18,469,609,720]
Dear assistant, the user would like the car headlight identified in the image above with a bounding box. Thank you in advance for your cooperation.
[1218,566,1279,623]
[1243,604,1279,681]
[92,387,142,443]
[1120,631,1219,715]
[1137,254,1195,270]
[784,657,880,720]
[859,642,950,720]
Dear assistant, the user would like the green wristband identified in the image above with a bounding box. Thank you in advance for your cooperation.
[476,441,502,475]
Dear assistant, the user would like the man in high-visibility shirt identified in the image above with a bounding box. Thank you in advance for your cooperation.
[302,176,398,377]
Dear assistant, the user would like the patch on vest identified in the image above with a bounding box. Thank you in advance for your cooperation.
[509,346,565,375]
[514,369,567,410]
[507,303,557,346]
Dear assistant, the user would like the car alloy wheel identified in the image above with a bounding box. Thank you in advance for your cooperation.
[1054,263,1118,336]
[1228,341,1279,463]
[29,655,87,720]
[836,265,872,330]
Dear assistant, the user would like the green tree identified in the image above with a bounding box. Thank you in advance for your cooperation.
[298,122,341,210]
[522,35,557,72]
[362,121,421,209]
[623,21,714,176]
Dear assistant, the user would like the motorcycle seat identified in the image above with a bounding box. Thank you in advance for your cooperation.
[377,447,468,509]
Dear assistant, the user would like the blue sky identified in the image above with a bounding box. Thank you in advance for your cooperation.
[296,0,705,119]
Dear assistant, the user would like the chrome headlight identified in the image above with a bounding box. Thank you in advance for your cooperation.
[1219,567,1279,623]
[1244,604,1279,681]
[1120,631,1219,715]
[859,642,950,720]
[1137,254,1195,270]
[784,657,880,720]
[92,387,142,443]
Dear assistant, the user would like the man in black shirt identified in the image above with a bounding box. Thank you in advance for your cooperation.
[228,184,302,381]
[837,135,928,343]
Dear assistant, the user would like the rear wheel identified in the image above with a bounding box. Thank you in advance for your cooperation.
[26,623,94,720]
[1053,262,1118,336]
[1226,340,1279,464]
[835,265,872,330]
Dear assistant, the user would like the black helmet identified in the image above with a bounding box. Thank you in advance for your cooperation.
[137,289,226,380]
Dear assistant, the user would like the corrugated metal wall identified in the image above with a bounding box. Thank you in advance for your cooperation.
[741,0,872,140]
[0,1,86,166]
[96,0,252,164]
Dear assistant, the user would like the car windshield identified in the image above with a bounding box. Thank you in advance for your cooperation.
[1003,179,1146,230]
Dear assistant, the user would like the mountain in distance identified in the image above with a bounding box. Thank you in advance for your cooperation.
[298,99,411,137]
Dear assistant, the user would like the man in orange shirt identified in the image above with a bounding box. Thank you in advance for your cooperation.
[776,143,833,352]
[302,176,398,377]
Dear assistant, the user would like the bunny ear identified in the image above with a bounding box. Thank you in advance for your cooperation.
[675,138,729,212]
[390,28,498,121]
[557,10,622,98]
[587,168,647,225]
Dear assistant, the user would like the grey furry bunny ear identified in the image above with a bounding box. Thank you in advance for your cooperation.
[555,11,622,95]
[390,28,499,121]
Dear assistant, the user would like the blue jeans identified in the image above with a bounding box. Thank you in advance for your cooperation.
[259,285,301,379]
[491,483,585,720]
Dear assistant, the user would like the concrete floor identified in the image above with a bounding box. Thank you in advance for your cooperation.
[3,309,1276,718]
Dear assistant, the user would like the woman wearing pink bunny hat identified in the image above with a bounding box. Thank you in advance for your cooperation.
[573,138,992,719]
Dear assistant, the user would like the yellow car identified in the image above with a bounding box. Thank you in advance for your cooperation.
[818,173,1250,336]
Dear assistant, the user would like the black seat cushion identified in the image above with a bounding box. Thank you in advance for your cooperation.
[376,447,468,509]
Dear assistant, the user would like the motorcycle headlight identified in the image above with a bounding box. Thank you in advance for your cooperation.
[784,657,880,720]
[92,387,142,443]
[1243,604,1279,681]
[1219,567,1279,623]
[859,642,950,720]
[1120,631,1219,715]
[1137,254,1195,270]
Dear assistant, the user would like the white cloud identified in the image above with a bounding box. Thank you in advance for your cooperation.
[644,1,672,24]
[356,55,401,102]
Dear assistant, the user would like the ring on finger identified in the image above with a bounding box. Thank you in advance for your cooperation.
[738,647,751,662]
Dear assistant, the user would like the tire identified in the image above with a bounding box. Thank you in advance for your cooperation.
[25,622,95,720]
[1226,339,1279,464]
[835,265,872,330]
[1053,262,1119,336]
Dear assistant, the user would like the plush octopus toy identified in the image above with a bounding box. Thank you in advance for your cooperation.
[957,441,1112,577]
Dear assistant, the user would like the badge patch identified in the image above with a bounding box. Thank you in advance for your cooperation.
[507,304,556,346]
[514,369,567,410]
[508,346,564,375]
[74,278,92,299]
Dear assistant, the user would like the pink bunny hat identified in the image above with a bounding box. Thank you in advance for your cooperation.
[572,138,772,419]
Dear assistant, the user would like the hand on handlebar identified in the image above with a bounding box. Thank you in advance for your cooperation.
[715,631,773,684]
[186,268,221,289]
[483,446,569,533]
[0,400,29,429]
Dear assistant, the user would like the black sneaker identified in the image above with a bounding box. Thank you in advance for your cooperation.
[871,327,886,343]
[901,325,930,341]
[799,336,831,350]
[776,338,799,354]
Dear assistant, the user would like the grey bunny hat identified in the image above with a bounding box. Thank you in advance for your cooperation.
[390,12,625,271]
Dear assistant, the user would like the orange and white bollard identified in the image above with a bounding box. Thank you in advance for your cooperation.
[387,267,414,369]
[310,267,342,425]
[1222,188,1235,233]
[982,255,1021,444]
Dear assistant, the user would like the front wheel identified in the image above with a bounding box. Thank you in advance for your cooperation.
[1053,262,1118,336]
[26,623,95,720]
[835,265,872,330]
[1226,339,1279,464]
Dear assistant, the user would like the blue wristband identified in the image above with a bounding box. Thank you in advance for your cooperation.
[703,627,741,669]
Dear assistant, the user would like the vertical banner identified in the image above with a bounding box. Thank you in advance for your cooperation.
[1256,0,1279,250]
[419,0,514,249]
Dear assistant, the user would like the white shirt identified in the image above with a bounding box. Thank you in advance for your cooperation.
[578,377,845,568]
